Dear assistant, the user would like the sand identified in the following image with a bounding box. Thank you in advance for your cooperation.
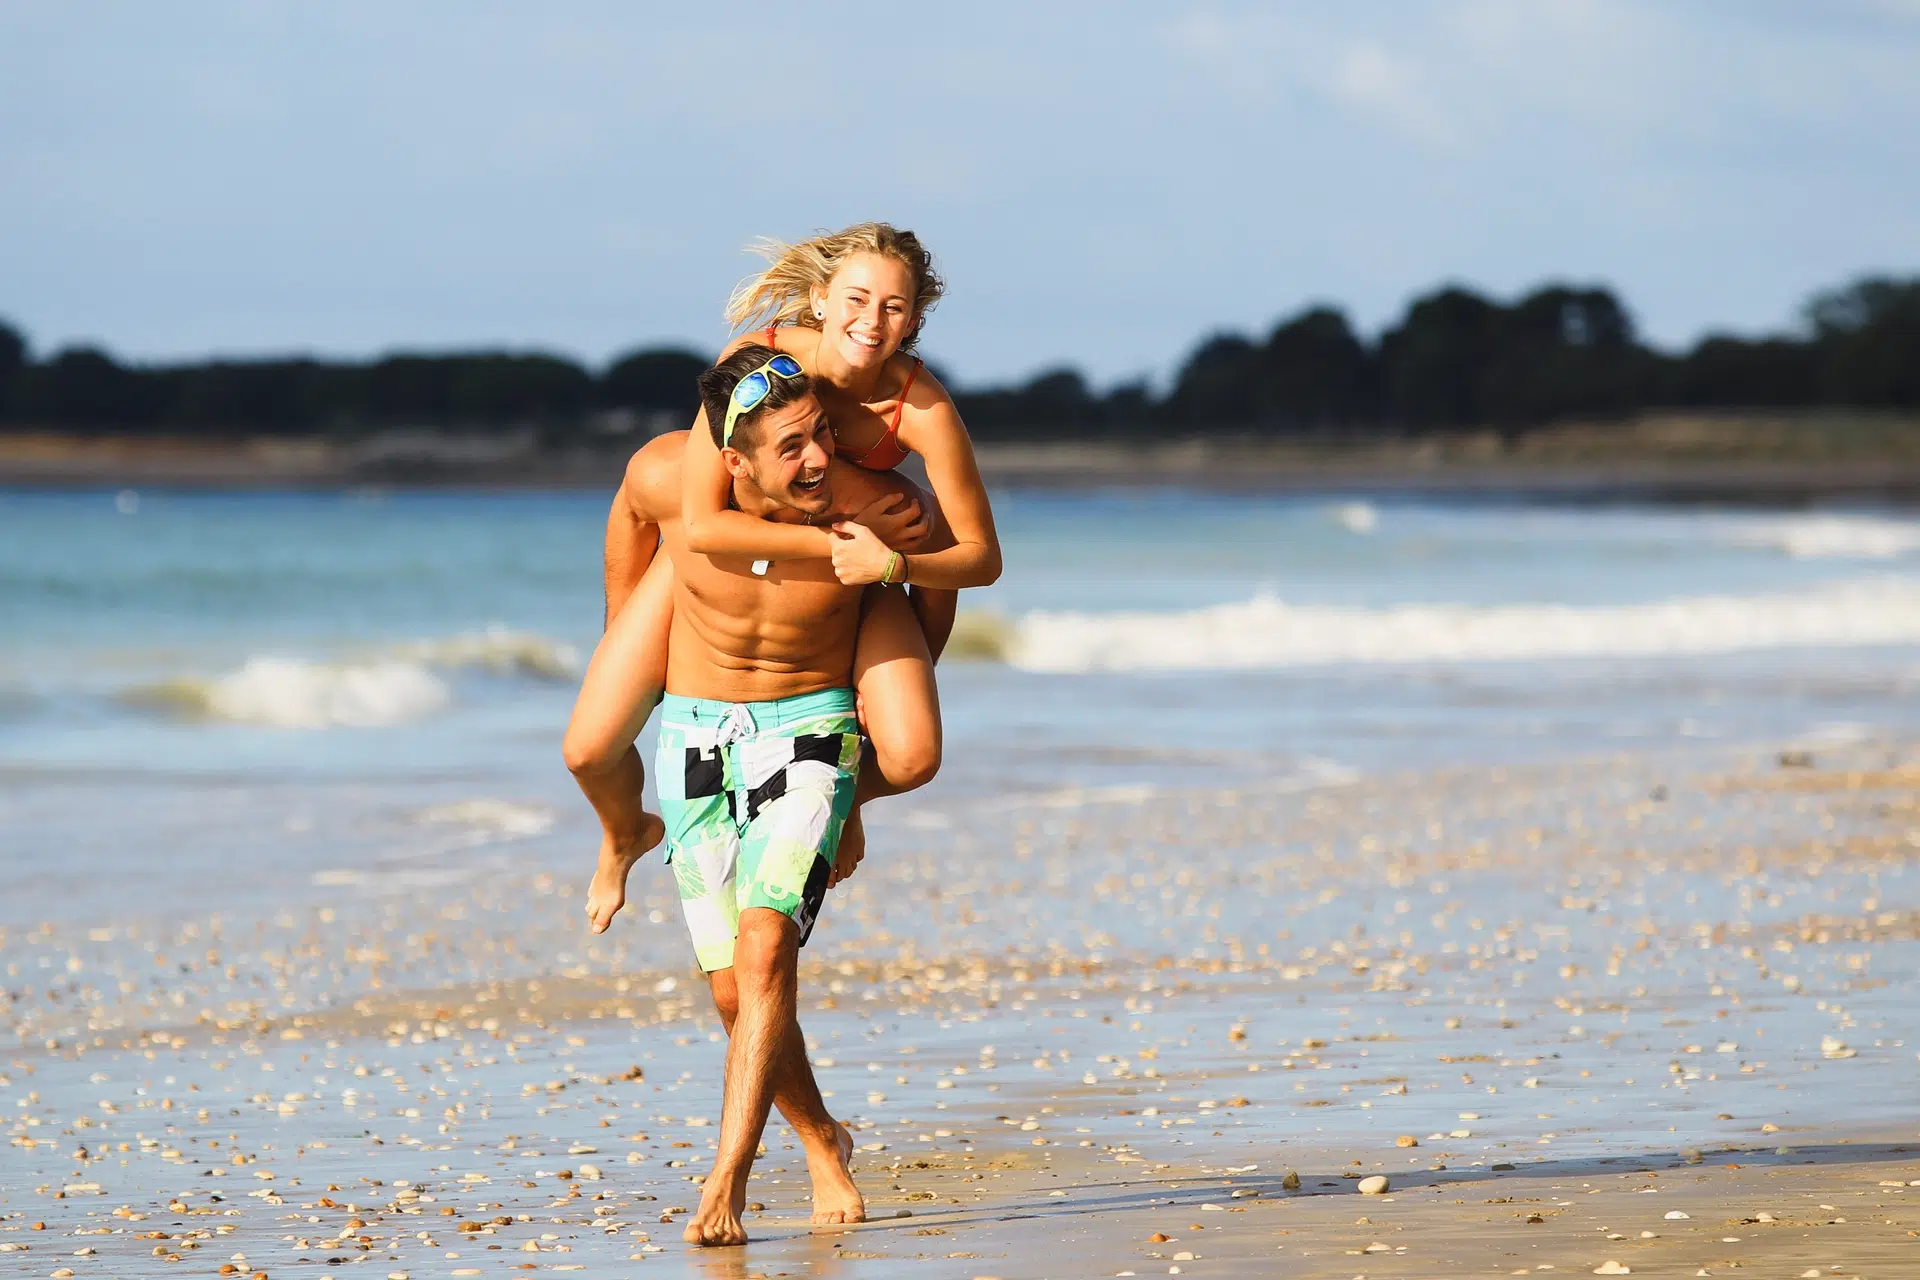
[5,738,1918,1277]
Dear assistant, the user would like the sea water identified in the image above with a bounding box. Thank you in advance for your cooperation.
[2,485,1918,930]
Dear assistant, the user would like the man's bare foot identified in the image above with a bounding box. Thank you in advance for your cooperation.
[807,1119,865,1226]
[585,817,664,934]
[828,808,865,890]
[684,1170,749,1246]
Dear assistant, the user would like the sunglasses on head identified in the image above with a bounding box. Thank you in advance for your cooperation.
[722,353,805,446]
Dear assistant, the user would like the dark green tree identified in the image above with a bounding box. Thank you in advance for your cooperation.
[0,319,25,422]
[600,347,708,413]
[1165,333,1263,426]
[1806,276,1920,407]
[14,347,163,430]
[1259,306,1377,431]
[1378,287,1505,430]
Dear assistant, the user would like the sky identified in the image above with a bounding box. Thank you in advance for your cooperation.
[1,1,1917,389]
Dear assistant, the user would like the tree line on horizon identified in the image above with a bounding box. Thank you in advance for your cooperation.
[0,273,1914,444]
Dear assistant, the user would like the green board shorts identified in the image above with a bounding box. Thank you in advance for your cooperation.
[655,687,861,973]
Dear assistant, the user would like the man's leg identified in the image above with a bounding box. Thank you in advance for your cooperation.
[687,908,862,1245]
[704,967,862,1226]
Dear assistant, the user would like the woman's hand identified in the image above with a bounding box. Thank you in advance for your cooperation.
[830,510,901,585]
[860,492,931,551]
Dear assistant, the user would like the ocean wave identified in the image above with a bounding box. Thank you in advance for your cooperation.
[413,798,555,841]
[131,657,452,728]
[1716,513,1920,560]
[973,578,1920,673]
[391,627,580,681]
[1330,501,1379,534]
[120,627,579,728]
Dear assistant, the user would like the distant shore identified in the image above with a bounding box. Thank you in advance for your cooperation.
[5,411,1920,501]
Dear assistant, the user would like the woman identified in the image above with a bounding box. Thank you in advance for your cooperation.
[566,223,1002,933]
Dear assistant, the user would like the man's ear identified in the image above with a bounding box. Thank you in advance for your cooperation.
[719,445,752,480]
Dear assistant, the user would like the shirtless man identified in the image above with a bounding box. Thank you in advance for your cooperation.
[565,344,935,1245]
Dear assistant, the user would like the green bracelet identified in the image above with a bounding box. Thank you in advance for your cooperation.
[883,551,903,585]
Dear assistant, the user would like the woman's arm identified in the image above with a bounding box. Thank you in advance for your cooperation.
[604,446,663,625]
[831,385,1003,590]
[680,405,842,559]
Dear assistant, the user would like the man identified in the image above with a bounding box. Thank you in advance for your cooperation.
[566,345,931,1246]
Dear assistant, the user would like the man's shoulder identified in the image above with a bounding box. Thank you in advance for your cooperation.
[623,430,689,520]
[826,456,920,514]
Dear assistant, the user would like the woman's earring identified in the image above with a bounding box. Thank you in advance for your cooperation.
[813,306,825,319]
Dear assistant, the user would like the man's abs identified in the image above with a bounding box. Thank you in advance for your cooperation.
[662,568,862,705]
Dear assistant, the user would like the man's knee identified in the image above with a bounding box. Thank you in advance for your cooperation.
[731,910,798,991]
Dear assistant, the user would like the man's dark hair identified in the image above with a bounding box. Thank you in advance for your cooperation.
[697,343,812,452]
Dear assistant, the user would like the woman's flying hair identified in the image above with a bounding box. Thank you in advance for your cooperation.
[725,222,945,349]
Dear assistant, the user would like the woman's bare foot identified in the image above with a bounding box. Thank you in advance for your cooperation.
[807,1119,865,1226]
[584,817,664,934]
[829,808,866,889]
[684,1169,749,1246]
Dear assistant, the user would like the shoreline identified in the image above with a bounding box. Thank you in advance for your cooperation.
[6,414,1920,501]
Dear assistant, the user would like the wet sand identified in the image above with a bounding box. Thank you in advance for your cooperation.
[6,739,1919,1277]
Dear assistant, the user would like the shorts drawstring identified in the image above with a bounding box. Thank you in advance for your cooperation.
[715,702,757,748]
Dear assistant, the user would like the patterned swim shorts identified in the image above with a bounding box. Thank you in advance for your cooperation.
[655,687,861,972]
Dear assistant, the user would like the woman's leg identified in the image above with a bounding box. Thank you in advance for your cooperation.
[833,584,941,889]
[854,584,942,796]
[905,586,958,660]
[565,550,674,932]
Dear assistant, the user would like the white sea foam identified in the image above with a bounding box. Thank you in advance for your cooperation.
[414,798,555,842]
[124,627,577,728]
[392,627,580,680]
[993,578,1920,673]
[1716,514,1920,560]
[1331,501,1379,534]
[191,657,452,728]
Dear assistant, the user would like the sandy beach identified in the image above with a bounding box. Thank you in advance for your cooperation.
[6,735,1917,1278]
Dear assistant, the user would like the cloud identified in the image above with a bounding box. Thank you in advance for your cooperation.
[1328,42,1458,147]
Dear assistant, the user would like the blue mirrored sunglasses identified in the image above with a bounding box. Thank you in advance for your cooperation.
[722,354,805,446]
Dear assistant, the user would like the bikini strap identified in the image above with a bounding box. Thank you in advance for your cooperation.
[764,325,778,348]
[890,357,923,432]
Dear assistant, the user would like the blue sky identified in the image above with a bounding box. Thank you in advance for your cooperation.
[2,1,1916,387]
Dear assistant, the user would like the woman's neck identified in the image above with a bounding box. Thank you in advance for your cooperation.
[806,330,889,403]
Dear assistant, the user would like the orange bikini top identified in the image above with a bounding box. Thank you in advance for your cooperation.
[766,326,918,472]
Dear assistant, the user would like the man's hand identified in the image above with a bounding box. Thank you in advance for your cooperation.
[858,493,931,552]
[830,516,901,585]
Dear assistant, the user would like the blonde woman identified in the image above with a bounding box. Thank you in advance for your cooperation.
[567,223,1000,935]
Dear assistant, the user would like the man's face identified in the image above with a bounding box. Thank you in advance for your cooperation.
[728,392,835,516]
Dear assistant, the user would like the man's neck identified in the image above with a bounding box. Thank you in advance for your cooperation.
[729,478,809,524]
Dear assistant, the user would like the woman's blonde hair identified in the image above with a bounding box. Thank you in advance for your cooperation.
[725,222,944,350]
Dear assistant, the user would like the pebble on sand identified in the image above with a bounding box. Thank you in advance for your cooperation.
[1281,1171,1301,1191]
[1594,1264,1631,1276]
[1395,1135,1419,1147]
[1357,1176,1390,1195]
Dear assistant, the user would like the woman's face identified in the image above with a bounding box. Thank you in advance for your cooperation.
[812,252,917,373]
